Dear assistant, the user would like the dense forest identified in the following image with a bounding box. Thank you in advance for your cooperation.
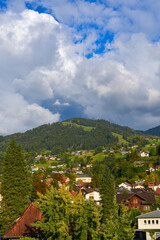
[0,118,138,153]
[144,125,160,137]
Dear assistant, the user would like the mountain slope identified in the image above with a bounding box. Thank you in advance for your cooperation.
[144,125,160,137]
[0,118,138,153]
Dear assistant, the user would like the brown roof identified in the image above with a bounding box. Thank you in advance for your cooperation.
[116,192,156,205]
[4,203,42,239]
[82,188,99,194]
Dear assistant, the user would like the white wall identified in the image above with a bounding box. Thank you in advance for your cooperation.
[138,218,160,230]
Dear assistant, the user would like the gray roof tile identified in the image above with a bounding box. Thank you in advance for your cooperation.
[136,210,160,219]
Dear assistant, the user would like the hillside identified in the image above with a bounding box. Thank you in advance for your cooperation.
[144,125,160,137]
[0,118,138,153]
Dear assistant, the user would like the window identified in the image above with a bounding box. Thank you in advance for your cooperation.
[148,220,151,224]
[133,198,138,204]
[156,220,159,224]
[89,196,94,200]
[152,220,154,224]
[144,220,147,224]
[144,206,150,211]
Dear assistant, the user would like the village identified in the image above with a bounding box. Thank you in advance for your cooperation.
[1,137,160,240]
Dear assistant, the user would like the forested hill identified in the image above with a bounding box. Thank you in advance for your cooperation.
[0,118,138,153]
[144,125,160,137]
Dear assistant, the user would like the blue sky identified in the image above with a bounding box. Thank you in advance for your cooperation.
[0,0,160,134]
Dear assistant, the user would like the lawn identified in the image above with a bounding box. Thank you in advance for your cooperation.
[112,132,128,145]
[62,121,95,131]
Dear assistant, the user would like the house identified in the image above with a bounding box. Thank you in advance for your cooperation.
[81,188,101,205]
[147,167,155,173]
[86,164,92,168]
[3,203,43,239]
[116,192,156,211]
[140,151,149,157]
[135,179,145,184]
[156,165,160,171]
[148,182,160,191]
[136,209,160,240]
[118,182,132,191]
[31,166,39,172]
[76,175,92,183]
[132,183,145,189]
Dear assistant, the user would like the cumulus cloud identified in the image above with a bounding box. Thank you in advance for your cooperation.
[1,1,160,135]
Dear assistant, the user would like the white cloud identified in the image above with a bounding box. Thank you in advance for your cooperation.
[53,100,70,106]
[1,1,160,135]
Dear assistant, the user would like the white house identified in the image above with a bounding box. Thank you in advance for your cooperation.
[136,209,160,240]
[82,188,101,205]
[118,182,132,191]
[140,152,149,157]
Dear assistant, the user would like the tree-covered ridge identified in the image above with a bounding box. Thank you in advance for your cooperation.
[0,118,138,153]
[144,125,160,137]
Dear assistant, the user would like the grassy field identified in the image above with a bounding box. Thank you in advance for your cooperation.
[62,121,95,132]
[112,132,128,145]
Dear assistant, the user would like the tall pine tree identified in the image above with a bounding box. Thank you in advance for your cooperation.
[100,165,115,222]
[0,140,30,234]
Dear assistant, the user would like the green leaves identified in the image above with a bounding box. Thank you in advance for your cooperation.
[33,187,102,240]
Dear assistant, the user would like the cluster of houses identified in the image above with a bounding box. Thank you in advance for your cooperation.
[3,173,160,240]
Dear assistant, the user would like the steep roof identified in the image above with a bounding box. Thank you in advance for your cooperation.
[116,192,156,205]
[4,203,42,239]
[136,209,160,219]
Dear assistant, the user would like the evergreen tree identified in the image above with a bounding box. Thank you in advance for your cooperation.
[100,165,115,222]
[0,140,30,233]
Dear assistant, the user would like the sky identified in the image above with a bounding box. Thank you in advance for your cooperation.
[0,0,160,135]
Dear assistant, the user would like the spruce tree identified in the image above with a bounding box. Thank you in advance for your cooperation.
[0,140,30,233]
[100,165,115,222]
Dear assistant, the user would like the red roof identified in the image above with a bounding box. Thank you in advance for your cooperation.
[77,181,84,186]
[62,177,69,183]
[156,188,160,194]
[4,203,42,238]
[70,192,78,197]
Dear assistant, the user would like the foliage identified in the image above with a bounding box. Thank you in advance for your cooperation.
[0,140,31,234]
[33,187,102,240]
[0,118,138,153]
[100,204,134,240]
[100,165,115,221]
[30,172,47,202]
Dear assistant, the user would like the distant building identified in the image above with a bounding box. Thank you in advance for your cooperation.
[118,182,132,191]
[81,188,101,205]
[31,166,39,172]
[76,175,92,183]
[140,151,149,157]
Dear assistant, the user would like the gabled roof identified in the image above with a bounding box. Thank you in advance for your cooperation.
[116,192,156,205]
[136,209,160,219]
[4,203,42,239]
[82,188,99,194]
